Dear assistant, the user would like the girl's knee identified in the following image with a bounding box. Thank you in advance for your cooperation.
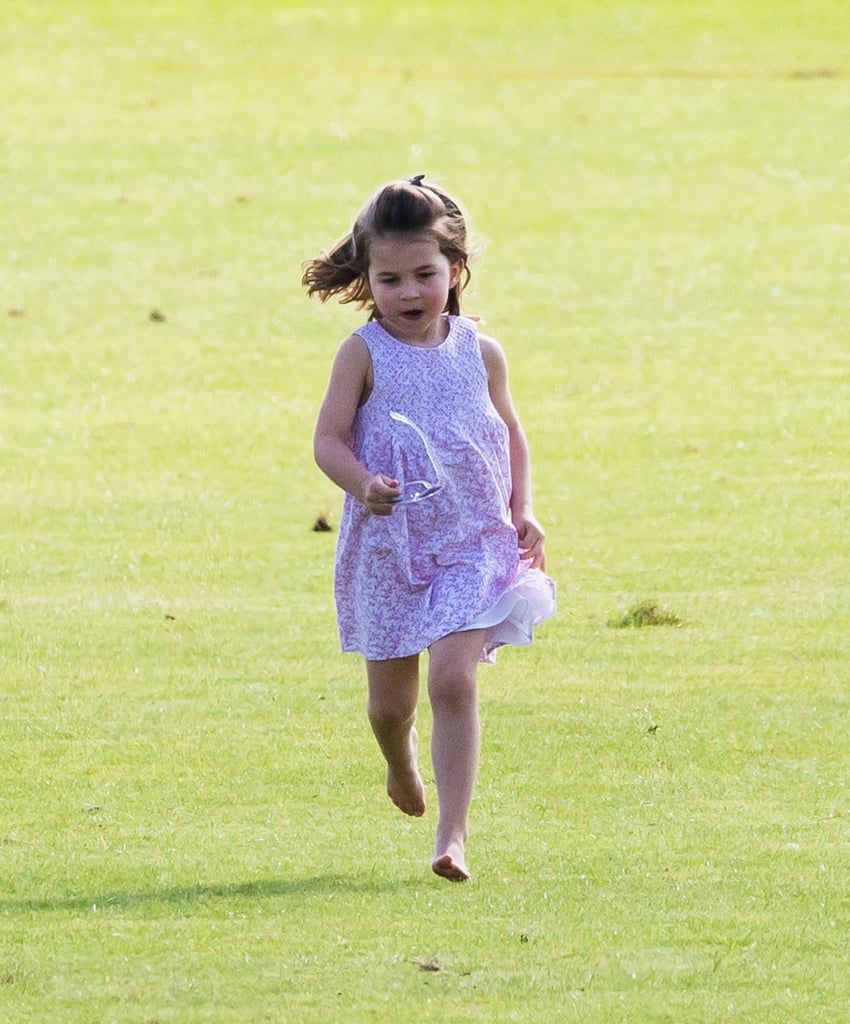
[426,631,485,708]
[366,656,419,724]
[428,670,477,711]
[368,692,417,727]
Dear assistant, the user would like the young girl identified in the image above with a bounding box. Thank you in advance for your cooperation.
[304,175,555,882]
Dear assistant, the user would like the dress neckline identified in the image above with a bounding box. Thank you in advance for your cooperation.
[374,315,455,350]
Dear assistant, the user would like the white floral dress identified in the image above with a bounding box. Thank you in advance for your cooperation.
[333,316,555,662]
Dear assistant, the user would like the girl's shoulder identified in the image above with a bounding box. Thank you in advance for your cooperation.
[452,313,480,334]
[451,314,487,351]
[329,331,373,384]
[448,315,506,372]
[474,330,508,383]
[337,330,372,360]
[451,315,498,346]
[351,319,379,344]
[327,332,373,406]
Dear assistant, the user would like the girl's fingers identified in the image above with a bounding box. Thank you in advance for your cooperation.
[364,474,401,514]
[520,539,547,571]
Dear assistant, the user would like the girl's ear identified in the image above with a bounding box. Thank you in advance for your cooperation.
[449,260,464,288]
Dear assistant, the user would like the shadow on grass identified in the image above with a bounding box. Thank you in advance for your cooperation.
[0,873,415,915]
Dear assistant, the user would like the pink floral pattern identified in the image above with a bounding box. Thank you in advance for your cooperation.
[333,316,554,661]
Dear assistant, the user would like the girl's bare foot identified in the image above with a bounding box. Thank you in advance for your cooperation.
[386,728,426,817]
[431,839,470,882]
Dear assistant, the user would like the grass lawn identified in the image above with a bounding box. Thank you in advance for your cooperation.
[2,1,849,1021]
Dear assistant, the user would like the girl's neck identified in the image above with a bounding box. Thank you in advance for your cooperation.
[378,314,451,348]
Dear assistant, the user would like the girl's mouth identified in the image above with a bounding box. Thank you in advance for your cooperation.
[401,310,423,320]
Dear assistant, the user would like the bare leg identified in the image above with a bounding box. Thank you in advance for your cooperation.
[427,630,486,881]
[366,655,426,817]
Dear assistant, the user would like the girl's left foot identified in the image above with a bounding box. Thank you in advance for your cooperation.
[431,841,470,882]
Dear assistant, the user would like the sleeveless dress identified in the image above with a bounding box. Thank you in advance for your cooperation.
[333,315,555,662]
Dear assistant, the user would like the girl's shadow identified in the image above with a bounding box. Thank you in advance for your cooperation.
[0,873,415,915]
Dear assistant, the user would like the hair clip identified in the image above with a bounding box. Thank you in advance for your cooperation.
[409,174,426,186]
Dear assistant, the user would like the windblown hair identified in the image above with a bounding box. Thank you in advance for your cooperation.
[301,176,472,318]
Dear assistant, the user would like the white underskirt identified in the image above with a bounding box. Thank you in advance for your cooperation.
[460,562,557,664]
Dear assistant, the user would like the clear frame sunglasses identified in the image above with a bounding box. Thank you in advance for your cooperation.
[387,411,447,505]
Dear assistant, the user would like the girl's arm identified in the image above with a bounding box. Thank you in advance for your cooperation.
[313,334,401,515]
[479,334,547,569]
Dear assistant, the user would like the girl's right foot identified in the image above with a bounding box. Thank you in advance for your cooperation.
[386,728,426,817]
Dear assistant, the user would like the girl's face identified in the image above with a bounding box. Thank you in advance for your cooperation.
[367,232,462,345]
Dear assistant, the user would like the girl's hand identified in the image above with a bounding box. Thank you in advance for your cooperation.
[363,474,401,516]
[514,513,547,570]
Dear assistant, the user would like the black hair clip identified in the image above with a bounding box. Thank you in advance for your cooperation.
[410,174,426,186]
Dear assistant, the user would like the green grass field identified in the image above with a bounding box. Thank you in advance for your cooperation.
[3,1,849,1020]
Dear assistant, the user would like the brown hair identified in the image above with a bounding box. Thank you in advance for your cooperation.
[301,176,472,318]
